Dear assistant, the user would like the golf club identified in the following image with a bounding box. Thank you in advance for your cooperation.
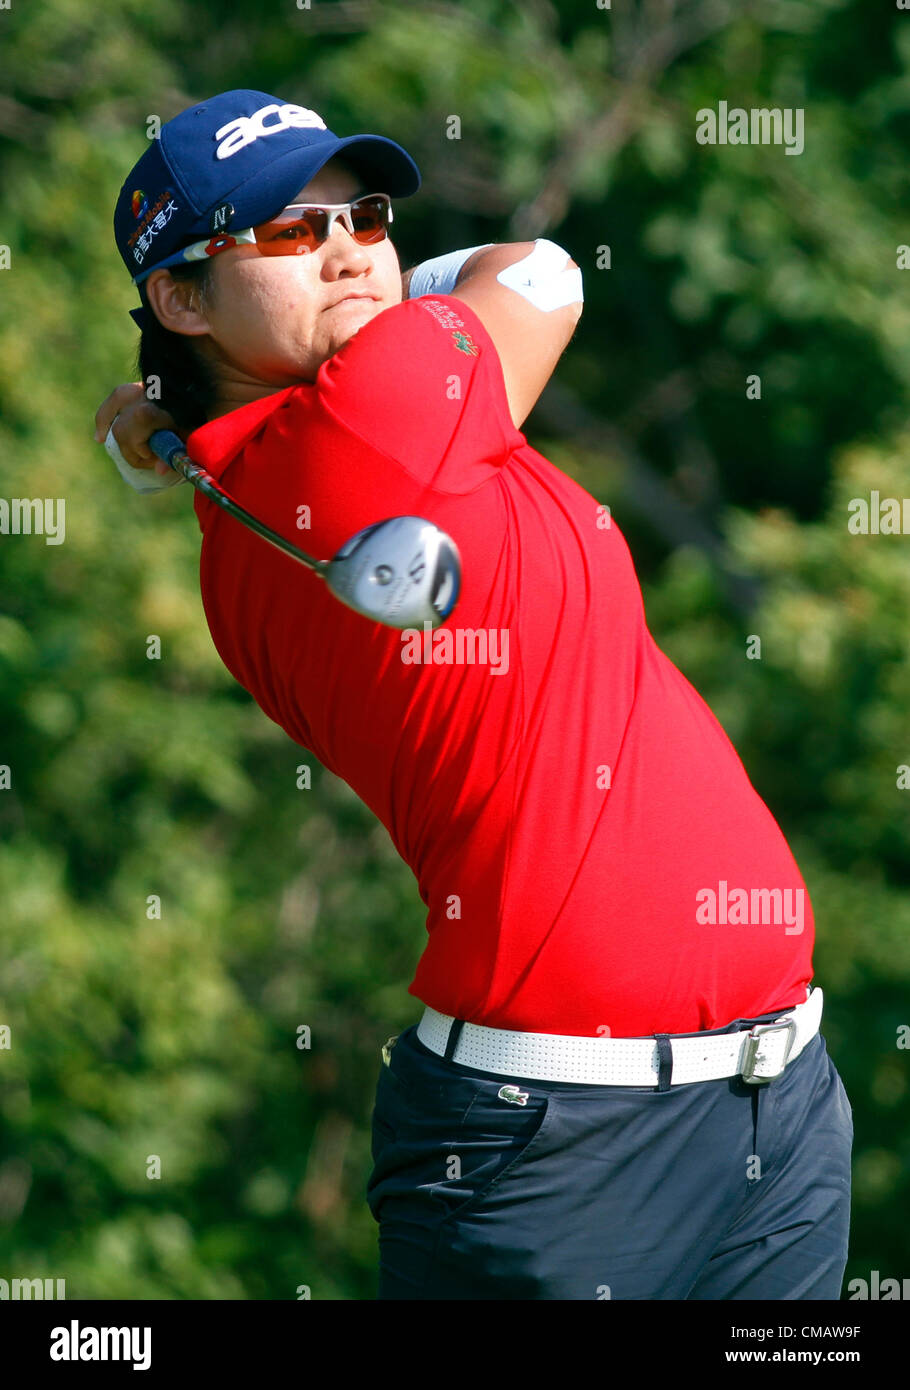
[149,429,461,629]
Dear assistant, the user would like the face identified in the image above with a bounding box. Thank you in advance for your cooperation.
[148,157,403,400]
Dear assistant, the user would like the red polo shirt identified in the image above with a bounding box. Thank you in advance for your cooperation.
[185,292,813,1037]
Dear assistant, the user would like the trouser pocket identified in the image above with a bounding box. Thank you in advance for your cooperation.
[366,1039,555,1228]
[432,1086,555,1223]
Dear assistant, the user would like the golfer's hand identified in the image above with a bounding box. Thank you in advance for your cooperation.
[93,383,178,474]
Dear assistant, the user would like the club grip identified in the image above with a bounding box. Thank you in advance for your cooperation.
[149,429,188,468]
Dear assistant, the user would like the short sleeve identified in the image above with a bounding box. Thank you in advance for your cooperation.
[313,293,522,494]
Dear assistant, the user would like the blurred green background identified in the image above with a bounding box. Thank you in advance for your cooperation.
[1,0,908,1300]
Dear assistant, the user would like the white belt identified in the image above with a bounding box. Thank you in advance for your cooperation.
[415,987,823,1086]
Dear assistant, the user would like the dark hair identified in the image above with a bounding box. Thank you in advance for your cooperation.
[135,260,219,435]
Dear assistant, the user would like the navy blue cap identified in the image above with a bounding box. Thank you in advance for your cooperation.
[114,89,421,329]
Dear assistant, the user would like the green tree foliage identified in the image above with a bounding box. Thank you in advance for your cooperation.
[0,0,907,1297]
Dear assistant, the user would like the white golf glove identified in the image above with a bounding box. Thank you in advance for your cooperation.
[105,423,186,494]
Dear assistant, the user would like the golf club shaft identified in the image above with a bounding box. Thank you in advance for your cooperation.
[149,429,326,576]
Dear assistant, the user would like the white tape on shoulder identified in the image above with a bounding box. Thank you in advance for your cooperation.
[495,238,583,312]
[105,424,185,494]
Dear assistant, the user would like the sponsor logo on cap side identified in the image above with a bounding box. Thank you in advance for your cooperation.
[210,202,234,233]
[127,190,179,263]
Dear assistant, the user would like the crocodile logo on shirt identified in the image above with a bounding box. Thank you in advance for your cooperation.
[452,330,479,356]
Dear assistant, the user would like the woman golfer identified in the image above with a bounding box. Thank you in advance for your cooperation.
[95,89,853,1301]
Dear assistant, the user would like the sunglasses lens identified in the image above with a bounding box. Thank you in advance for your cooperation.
[254,208,326,254]
[253,197,389,254]
[350,196,390,242]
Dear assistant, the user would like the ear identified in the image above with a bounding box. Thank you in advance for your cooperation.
[145,269,212,336]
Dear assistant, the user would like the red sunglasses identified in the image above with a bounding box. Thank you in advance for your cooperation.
[132,194,393,285]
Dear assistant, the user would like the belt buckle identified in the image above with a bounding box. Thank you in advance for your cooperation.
[741,1017,797,1084]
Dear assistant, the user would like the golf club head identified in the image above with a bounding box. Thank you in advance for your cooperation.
[324,516,461,629]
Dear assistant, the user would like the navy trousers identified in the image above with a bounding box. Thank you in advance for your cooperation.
[366,1006,853,1299]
